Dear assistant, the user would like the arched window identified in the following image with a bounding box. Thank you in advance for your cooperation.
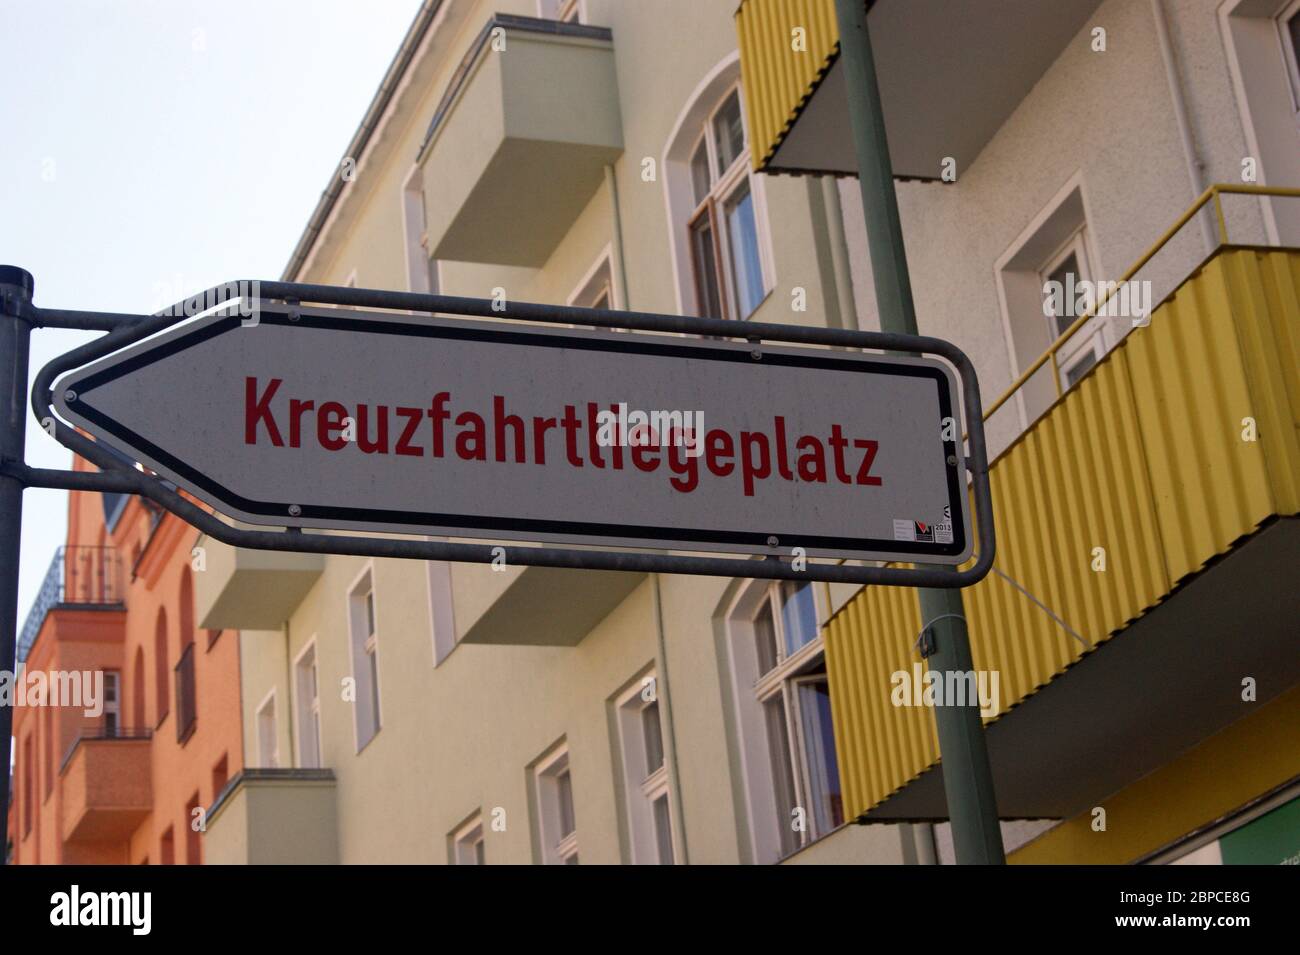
[179,569,195,652]
[663,53,774,322]
[154,608,170,724]
[176,569,198,741]
[132,646,146,730]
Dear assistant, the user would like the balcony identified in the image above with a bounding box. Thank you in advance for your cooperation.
[204,769,338,865]
[18,545,123,664]
[416,14,623,266]
[822,188,1300,832]
[192,533,324,631]
[59,726,152,843]
[456,561,645,647]
[735,0,1102,178]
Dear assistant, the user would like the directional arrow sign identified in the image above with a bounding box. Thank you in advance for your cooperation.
[53,304,971,563]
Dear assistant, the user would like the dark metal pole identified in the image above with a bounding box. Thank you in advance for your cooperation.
[832,0,1005,863]
[0,266,34,863]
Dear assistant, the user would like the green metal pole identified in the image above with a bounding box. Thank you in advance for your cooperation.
[832,0,1005,864]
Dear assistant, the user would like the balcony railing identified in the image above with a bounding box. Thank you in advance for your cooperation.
[60,723,152,774]
[18,545,123,664]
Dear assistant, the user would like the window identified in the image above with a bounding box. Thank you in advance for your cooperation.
[103,671,121,736]
[1282,1,1300,119]
[175,645,196,743]
[185,792,201,865]
[131,647,146,729]
[450,812,486,865]
[684,87,767,321]
[153,608,170,725]
[348,569,382,750]
[534,747,579,864]
[615,677,676,864]
[22,734,33,837]
[727,580,843,862]
[1038,229,1103,392]
[160,826,175,866]
[212,754,229,798]
[569,252,616,311]
[294,641,322,769]
[43,708,53,800]
[402,165,439,296]
[538,0,580,22]
[256,691,279,768]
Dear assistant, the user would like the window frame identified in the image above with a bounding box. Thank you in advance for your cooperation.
[256,688,279,769]
[450,811,486,865]
[347,564,383,753]
[534,746,579,865]
[1038,227,1106,393]
[614,675,677,864]
[1279,0,1300,120]
[684,83,767,323]
[293,638,322,770]
[726,579,844,862]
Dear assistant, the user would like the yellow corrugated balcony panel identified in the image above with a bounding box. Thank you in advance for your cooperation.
[826,247,1300,821]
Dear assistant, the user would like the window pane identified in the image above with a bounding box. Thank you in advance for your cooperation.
[690,138,712,207]
[1065,350,1097,388]
[367,649,381,732]
[764,696,800,857]
[753,598,779,675]
[725,182,765,319]
[564,853,579,865]
[798,680,844,833]
[1044,252,1079,338]
[780,580,818,657]
[652,794,675,865]
[1290,12,1300,64]
[365,590,375,637]
[473,835,485,865]
[641,700,664,777]
[690,215,724,319]
[557,769,576,839]
[712,90,745,176]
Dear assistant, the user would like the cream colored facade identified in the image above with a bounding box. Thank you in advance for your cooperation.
[201,0,1300,864]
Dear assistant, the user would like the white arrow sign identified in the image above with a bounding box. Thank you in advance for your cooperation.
[53,304,971,563]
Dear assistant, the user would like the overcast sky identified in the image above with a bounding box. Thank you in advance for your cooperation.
[0,0,423,628]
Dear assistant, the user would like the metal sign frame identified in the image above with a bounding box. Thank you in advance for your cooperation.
[7,277,996,588]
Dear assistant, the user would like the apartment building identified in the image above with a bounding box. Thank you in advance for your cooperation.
[200,0,1299,865]
[10,454,242,864]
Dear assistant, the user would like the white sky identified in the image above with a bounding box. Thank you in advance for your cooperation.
[0,0,424,628]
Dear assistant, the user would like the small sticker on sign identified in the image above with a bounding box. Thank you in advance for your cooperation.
[893,519,915,542]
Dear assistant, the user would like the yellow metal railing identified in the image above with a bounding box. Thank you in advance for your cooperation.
[983,184,1300,422]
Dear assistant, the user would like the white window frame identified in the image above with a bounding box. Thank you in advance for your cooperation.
[450,811,486,865]
[685,83,769,322]
[537,0,582,22]
[614,675,677,864]
[725,579,841,863]
[347,564,383,753]
[427,553,457,667]
[1038,228,1106,392]
[534,746,579,864]
[401,164,441,297]
[1279,0,1300,120]
[568,246,617,311]
[662,53,776,322]
[293,638,322,769]
[256,689,279,769]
